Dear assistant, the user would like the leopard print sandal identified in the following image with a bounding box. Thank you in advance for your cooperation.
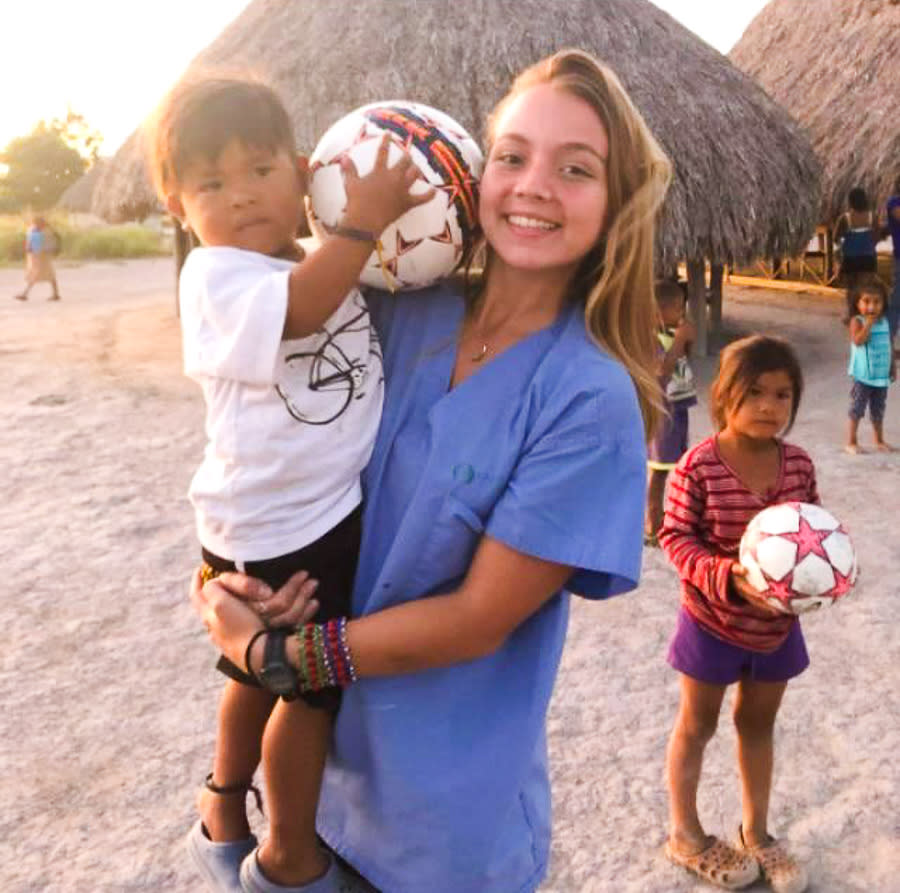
[735,826,809,893]
[666,835,760,889]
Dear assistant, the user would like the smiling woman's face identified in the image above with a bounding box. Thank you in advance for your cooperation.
[478,83,610,279]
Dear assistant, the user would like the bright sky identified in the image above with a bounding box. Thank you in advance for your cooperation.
[0,0,768,157]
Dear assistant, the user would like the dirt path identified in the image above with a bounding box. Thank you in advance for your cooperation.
[0,261,897,892]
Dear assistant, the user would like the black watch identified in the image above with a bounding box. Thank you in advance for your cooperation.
[258,630,299,698]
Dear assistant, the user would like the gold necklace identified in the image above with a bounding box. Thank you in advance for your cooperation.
[471,343,489,362]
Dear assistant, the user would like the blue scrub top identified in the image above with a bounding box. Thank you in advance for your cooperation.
[317,283,647,893]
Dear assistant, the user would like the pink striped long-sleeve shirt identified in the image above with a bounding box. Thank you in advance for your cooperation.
[659,435,819,652]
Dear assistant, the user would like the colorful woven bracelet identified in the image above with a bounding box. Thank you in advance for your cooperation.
[338,617,358,683]
[293,618,358,692]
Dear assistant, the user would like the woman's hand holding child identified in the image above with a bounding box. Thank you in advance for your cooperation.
[190,569,321,670]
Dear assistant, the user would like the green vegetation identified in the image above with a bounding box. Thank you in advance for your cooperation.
[0,214,171,265]
[0,111,102,213]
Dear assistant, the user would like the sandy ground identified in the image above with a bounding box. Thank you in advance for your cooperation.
[1,259,897,892]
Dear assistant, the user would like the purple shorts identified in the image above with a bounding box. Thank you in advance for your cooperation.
[667,607,809,685]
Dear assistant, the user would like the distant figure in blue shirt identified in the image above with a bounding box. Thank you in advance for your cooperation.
[14,216,61,302]
[193,48,672,893]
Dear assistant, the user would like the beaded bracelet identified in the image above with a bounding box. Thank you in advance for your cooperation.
[294,617,358,692]
[321,222,397,292]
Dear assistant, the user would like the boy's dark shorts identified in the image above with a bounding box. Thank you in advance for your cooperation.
[848,381,887,423]
[648,401,691,470]
[201,505,361,713]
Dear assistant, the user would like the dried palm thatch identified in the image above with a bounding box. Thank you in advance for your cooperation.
[730,0,900,223]
[57,159,109,213]
[92,0,820,266]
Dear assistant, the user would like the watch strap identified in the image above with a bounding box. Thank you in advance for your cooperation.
[260,629,299,698]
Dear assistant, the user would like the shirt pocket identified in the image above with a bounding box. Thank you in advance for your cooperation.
[411,495,485,593]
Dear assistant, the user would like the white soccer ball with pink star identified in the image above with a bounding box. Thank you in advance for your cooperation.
[739,501,858,614]
[307,101,483,291]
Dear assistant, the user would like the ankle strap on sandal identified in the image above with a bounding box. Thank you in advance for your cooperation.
[204,772,264,815]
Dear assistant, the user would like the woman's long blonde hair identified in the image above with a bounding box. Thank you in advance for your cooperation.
[476,49,672,437]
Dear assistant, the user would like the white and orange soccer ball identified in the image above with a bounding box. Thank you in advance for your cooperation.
[307,101,484,291]
[739,502,858,615]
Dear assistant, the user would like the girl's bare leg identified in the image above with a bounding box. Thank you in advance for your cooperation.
[667,674,728,852]
[733,677,787,846]
[200,680,276,841]
[845,417,862,453]
[256,698,332,885]
[872,419,893,451]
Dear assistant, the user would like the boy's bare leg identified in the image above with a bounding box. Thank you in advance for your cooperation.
[733,678,787,846]
[200,679,276,841]
[256,698,332,885]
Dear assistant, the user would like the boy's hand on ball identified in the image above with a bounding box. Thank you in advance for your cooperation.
[730,562,781,614]
[341,133,436,234]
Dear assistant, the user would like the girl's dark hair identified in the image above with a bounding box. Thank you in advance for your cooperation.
[848,274,889,315]
[847,187,870,212]
[147,74,296,198]
[711,335,803,433]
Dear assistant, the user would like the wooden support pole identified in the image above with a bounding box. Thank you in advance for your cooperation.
[173,222,190,316]
[825,226,835,283]
[686,258,708,357]
[173,223,199,316]
[708,262,724,347]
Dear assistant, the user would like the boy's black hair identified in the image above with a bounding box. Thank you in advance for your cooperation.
[711,335,804,433]
[655,278,687,306]
[147,75,296,197]
[847,274,889,315]
[847,187,870,212]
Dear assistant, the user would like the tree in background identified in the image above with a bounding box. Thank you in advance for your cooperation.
[0,110,102,212]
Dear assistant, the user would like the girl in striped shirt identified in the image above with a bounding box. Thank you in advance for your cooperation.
[660,335,814,893]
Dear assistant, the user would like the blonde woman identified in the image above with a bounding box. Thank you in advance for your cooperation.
[193,49,671,893]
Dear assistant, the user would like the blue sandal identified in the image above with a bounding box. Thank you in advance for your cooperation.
[240,849,349,892]
[186,774,263,892]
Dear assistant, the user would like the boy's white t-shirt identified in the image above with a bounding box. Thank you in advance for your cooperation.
[179,246,383,562]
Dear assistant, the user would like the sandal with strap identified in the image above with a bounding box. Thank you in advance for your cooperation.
[240,849,356,892]
[666,835,760,889]
[735,826,808,893]
[186,774,264,893]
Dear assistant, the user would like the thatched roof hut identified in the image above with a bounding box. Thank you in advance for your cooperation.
[730,0,900,223]
[57,159,110,214]
[92,0,820,273]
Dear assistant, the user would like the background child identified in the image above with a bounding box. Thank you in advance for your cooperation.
[645,278,695,545]
[846,275,894,454]
[147,75,430,893]
[14,215,61,301]
[659,335,815,893]
[834,186,878,320]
